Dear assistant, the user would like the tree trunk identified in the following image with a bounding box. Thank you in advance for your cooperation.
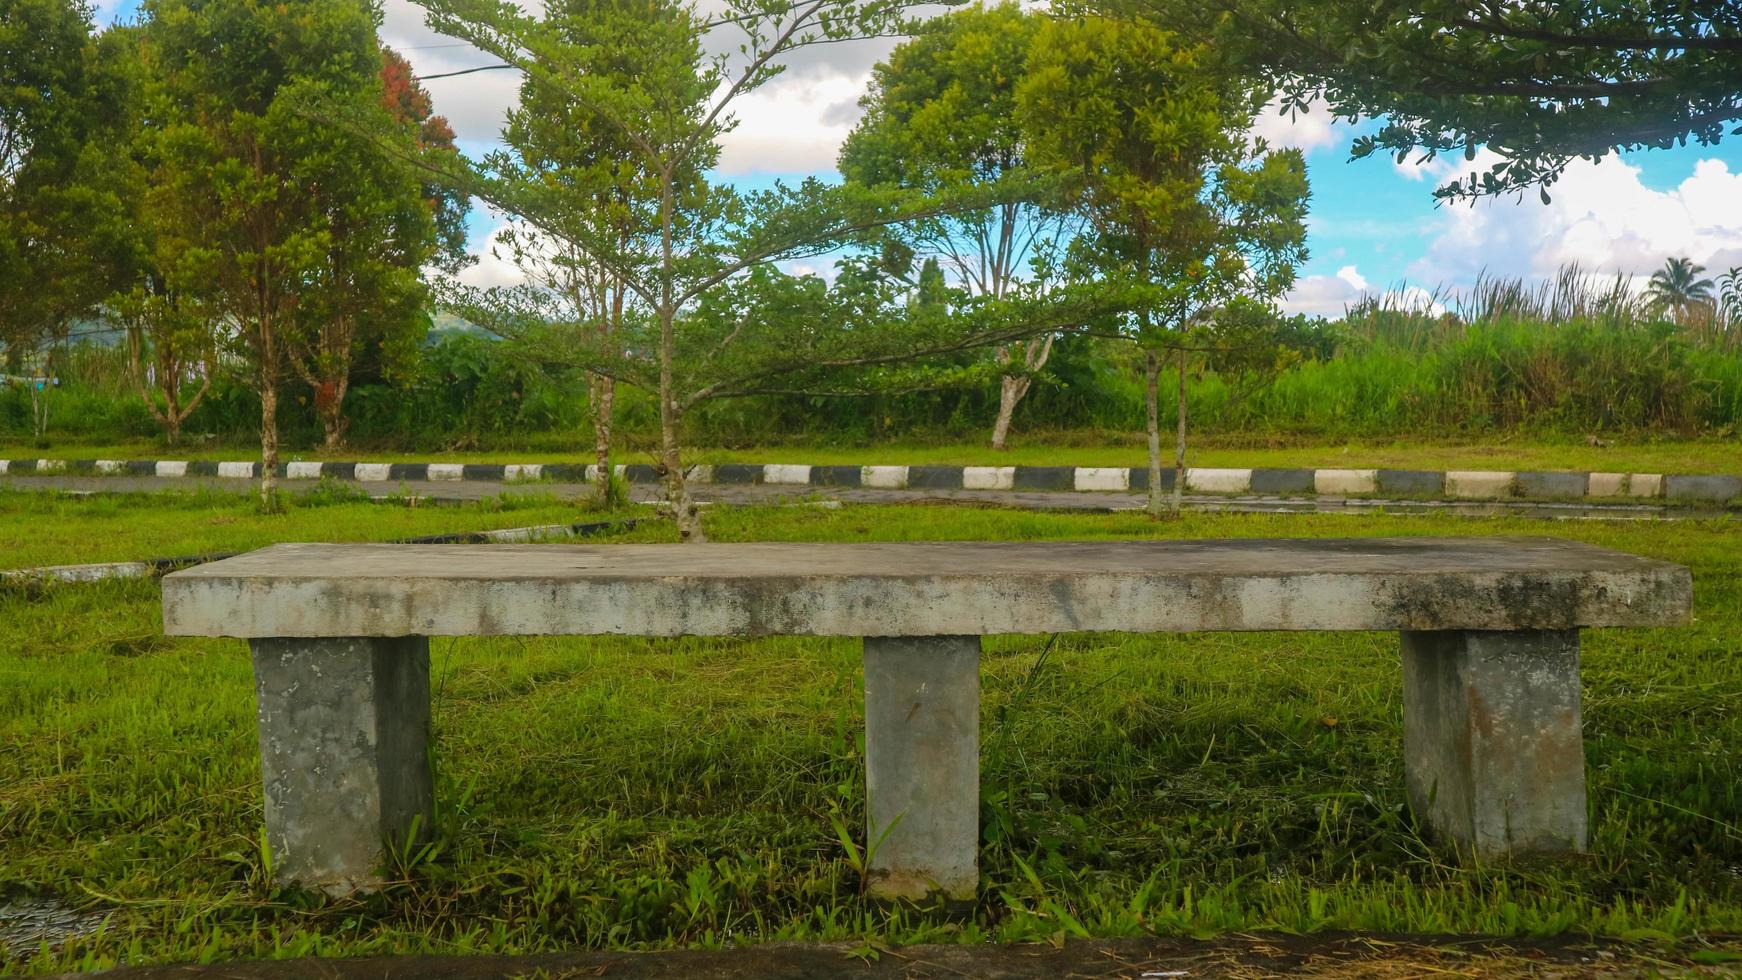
[1171,348,1187,517]
[991,374,1027,451]
[990,334,1056,451]
[260,371,280,512]
[1144,350,1162,517]
[590,372,615,503]
[658,390,703,543]
[317,374,349,451]
[165,412,181,446]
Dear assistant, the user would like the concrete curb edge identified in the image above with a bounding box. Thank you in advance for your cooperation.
[2,458,1738,504]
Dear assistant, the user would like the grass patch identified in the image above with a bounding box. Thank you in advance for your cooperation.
[2,503,1741,972]
[0,487,612,570]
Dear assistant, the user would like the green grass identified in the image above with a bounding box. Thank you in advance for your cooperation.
[3,499,1741,973]
[0,487,616,571]
[3,434,1740,474]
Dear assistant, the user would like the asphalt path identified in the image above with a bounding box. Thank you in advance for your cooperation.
[1,473,1718,520]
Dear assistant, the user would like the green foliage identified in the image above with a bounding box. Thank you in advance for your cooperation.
[840,2,1066,298]
[1017,13,1308,343]
[1647,257,1718,322]
[1118,0,1742,201]
[840,2,1086,446]
[1015,9,1309,509]
[136,0,447,500]
[0,0,137,357]
[420,0,1106,538]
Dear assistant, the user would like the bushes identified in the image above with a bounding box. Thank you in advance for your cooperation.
[8,293,1742,451]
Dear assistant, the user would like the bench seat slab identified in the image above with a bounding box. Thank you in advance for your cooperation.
[251,636,434,893]
[1401,629,1587,856]
[863,636,980,902]
[162,538,1692,638]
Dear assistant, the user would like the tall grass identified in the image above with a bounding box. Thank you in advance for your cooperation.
[1224,265,1742,437]
[5,266,1741,449]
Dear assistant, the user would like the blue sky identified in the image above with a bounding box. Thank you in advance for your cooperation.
[97,0,1742,318]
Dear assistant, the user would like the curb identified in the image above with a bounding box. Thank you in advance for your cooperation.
[0,519,637,586]
[3,457,1739,506]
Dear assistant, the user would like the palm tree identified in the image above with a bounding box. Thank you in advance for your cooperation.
[1646,256,1716,322]
[1719,267,1742,342]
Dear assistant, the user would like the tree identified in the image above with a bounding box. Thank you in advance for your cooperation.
[140,0,416,507]
[380,46,469,266]
[1719,266,1742,336]
[415,0,1092,541]
[1018,10,1309,516]
[1646,256,1717,323]
[840,2,1079,450]
[478,0,680,506]
[285,47,465,451]
[114,280,219,445]
[1119,0,1742,202]
[0,0,136,380]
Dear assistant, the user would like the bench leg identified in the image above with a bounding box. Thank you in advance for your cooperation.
[862,635,980,902]
[1401,629,1587,857]
[249,636,433,894]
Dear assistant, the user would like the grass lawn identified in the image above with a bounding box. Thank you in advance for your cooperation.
[4,433,1741,475]
[2,497,1741,973]
[0,488,616,571]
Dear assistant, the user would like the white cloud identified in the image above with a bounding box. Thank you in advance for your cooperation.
[1282,265,1448,318]
[717,72,870,176]
[383,0,898,174]
[1393,152,1440,181]
[1279,273,1361,316]
[456,221,530,290]
[1408,152,1742,287]
[1251,98,1344,154]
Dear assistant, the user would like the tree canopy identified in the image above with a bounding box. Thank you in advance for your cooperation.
[1122,0,1742,201]
[0,0,136,360]
[1019,9,1310,513]
[840,2,1082,449]
[415,0,1101,539]
[139,0,443,503]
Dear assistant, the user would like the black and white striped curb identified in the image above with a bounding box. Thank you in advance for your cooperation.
[3,457,1740,504]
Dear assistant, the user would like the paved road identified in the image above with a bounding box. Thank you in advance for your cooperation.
[2,472,1721,520]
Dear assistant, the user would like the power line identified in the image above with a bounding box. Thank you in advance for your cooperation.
[415,64,518,80]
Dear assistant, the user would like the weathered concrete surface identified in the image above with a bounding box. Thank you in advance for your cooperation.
[163,538,1692,639]
[1517,471,1590,499]
[962,466,1015,491]
[1378,469,1446,496]
[250,636,433,892]
[1629,473,1664,497]
[907,466,965,490]
[1186,468,1253,493]
[1445,471,1516,499]
[2,560,157,584]
[1073,467,1128,492]
[1315,469,1379,495]
[1401,629,1587,855]
[863,636,979,902]
[861,465,908,489]
[1249,467,1314,494]
[1664,474,1742,503]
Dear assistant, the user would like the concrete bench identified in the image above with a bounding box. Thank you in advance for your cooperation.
[161,537,1691,899]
